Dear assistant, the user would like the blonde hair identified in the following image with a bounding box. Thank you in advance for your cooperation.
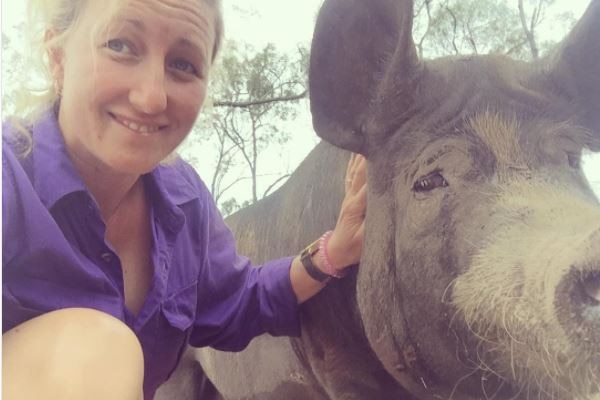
[9,0,224,156]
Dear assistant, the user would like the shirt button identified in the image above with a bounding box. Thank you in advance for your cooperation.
[100,252,113,263]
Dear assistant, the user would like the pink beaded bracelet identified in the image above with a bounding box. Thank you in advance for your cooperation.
[318,230,348,279]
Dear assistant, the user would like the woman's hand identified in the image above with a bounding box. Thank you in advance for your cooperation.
[327,153,367,270]
[290,153,367,302]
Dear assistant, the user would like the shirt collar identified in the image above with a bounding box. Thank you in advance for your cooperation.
[32,108,89,210]
[142,160,201,234]
[151,159,201,208]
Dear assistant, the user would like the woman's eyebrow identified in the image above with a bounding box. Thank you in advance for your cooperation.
[116,16,210,60]
[176,38,209,59]
[177,38,202,51]
[124,18,145,31]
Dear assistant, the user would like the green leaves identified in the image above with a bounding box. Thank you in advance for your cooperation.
[414,0,575,60]
[184,40,308,213]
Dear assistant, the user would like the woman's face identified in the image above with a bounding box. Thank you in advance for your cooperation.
[52,0,215,175]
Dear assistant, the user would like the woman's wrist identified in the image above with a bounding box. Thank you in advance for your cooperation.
[299,231,351,282]
[318,231,348,278]
[299,238,332,283]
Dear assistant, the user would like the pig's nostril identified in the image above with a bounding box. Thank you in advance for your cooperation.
[559,269,600,349]
[581,272,600,306]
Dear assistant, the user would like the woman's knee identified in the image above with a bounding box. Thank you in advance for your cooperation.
[3,308,144,400]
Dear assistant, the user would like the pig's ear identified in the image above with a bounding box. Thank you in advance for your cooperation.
[309,0,421,154]
[547,0,600,134]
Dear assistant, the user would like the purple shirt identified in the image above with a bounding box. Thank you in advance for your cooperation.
[2,110,300,398]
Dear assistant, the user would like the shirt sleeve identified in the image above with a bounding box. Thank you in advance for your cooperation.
[3,145,13,252]
[188,174,301,352]
[2,138,27,267]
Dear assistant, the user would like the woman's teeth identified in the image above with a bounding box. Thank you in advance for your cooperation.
[117,116,161,133]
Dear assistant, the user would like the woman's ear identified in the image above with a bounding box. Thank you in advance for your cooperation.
[44,29,64,95]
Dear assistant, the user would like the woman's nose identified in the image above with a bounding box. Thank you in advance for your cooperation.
[129,63,168,115]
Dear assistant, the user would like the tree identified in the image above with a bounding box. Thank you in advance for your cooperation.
[414,0,575,60]
[517,0,580,60]
[182,41,308,214]
[2,26,32,118]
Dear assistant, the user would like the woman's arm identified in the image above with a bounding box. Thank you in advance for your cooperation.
[188,154,367,349]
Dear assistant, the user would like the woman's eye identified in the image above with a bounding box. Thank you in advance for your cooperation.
[413,171,449,193]
[169,59,198,75]
[105,39,133,55]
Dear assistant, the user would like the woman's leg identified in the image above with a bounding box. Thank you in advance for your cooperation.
[2,308,144,400]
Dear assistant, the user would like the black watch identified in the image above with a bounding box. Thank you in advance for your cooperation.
[300,239,331,283]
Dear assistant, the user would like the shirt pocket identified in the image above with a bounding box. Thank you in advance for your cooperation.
[161,281,198,331]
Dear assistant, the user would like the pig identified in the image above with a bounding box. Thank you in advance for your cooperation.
[156,0,600,399]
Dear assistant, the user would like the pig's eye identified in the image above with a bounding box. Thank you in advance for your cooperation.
[413,171,449,192]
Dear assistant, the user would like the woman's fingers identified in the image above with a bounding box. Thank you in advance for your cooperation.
[345,153,367,194]
[351,155,367,193]
[329,152,368,268]
[353,182,367,217]
[345,153,356,193]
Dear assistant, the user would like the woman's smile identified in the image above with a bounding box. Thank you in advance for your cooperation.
[109,112,169,135]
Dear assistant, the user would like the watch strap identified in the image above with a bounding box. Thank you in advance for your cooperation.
[300,239,331,283]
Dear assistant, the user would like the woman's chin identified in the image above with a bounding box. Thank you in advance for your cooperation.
[104,156,161,176]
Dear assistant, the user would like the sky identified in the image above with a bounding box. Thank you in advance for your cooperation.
[1,0,599,200]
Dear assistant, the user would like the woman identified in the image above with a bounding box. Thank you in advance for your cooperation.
[2,0,367,399]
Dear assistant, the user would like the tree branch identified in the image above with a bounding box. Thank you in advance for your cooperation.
[464,19,479,54]
[518,0,539,60]
[214,91,307,108]
[416,0,434,58]
[215,175,252,203]
[263,173,291,198]
[445,5,461,55]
